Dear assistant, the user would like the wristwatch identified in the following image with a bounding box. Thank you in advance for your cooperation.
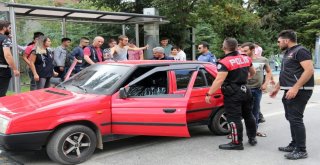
[206,92,212,96]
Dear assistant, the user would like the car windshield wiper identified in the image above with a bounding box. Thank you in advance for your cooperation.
[72,84,87,93]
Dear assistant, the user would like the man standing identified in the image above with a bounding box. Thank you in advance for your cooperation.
[176,45,187,61]
[83,36,104,67]
[160,37,172,56]
[70,37,89,73]
[103,38,117,61]
[110,35,148,61]
[151,47,174,60]
[53,38,71,80]
[241,42,272,137]
[205,38,257,150]
[22,32,44,90]
[197,41,216,64]
[270,30,314,160]
[0,20,20,97]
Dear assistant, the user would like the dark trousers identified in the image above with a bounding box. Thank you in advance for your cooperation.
[54,66,66,81]
[224,86,257,143]
[282,90,312,152]
[28,69,37,91]
[251,88,262,128]
[36,77,51,89]
[0,77,11,97]
[74,66,82,74]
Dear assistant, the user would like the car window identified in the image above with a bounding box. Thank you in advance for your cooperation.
[194,71,206,88]
[58,64,130,94]
[175,69,215,90]
[203,69,215,85]
[175,70,193,90]
[128,71,168,97]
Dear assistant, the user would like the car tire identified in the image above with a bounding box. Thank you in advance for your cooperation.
[46,125,97,165]
[208,108,231,135]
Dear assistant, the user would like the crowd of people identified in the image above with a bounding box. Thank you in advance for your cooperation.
[0,20,315,160]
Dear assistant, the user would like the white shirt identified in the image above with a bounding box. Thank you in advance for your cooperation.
[170,50,186,61]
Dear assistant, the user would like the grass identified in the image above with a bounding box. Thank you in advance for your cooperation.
[6,85,30,96]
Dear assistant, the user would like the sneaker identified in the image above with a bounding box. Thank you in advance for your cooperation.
[248,138,257,146]
[285,150,308,160]
[219,142,244,150]
[278,145,295,152]
[258,117,266,123]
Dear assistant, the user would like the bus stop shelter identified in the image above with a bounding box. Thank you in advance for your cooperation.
[0,2,168,93]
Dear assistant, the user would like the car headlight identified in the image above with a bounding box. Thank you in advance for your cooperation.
[0,117,9,134]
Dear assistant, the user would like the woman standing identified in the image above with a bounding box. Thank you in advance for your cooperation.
[128,39,144,60]
[29,36,57,89]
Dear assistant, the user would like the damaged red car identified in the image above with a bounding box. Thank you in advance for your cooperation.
[0,61,228,164]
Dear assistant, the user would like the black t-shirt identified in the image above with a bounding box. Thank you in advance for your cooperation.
[31,49,54,78]
[0,34,12,78]
[280,45,314,89]
[150,55,174,60]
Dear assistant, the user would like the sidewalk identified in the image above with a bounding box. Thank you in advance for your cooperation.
[272,69,320,85]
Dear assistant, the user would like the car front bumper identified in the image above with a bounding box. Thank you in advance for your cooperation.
[0,131,52,151]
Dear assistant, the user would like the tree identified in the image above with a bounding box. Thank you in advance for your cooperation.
[288,0,320,49]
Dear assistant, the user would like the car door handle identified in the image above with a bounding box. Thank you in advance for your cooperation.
[213,95,222,98]
[163,109,176,113]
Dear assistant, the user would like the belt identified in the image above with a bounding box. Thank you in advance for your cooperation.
[280,86,314,90]
[0,64,9,68]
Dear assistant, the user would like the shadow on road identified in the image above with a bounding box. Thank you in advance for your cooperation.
[1,126,217,164]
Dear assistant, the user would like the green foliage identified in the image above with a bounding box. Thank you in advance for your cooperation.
[7,0,320,59]
[287,0,320,49]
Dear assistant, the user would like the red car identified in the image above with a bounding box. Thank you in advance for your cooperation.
[0,61,228,164]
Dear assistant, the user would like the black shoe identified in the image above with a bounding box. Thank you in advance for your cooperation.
[285,150,308,160]
[278,145,295,152]
[219,142,244,150]
[258,117,266,123]
[248,138,257,146]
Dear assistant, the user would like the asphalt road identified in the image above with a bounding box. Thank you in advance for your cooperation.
[1,86,320,165]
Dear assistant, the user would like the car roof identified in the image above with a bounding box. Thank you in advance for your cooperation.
[99,60,212,67]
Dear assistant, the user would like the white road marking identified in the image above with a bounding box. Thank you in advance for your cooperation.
[264,103,318,118]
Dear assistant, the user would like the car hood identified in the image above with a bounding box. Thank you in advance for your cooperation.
[0,88,86,118]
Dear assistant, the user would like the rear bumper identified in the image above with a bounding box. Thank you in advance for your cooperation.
[0,131,52,151]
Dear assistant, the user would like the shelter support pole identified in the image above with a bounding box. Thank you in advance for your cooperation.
[9,6,20,93]
[192,27,196,61]
[315,36,320,69]
[135,24,139,47]
[62,18,67,37]
[122,24,126,36]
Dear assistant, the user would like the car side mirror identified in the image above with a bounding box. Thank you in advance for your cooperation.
[119,87,128,99]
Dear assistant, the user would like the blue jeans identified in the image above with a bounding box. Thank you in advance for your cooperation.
[251,88,262,128]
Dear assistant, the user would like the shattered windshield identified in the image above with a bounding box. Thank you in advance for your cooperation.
[57,64,130,94]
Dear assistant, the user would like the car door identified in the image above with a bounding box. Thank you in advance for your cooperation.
[172,68,224,123]
[111,65,200,137]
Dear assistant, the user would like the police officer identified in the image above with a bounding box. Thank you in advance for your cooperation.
[205,38,257,150]
[270,30,314,160]
[0,20,20,97]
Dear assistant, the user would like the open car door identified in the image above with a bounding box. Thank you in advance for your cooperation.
[111,64,202,137]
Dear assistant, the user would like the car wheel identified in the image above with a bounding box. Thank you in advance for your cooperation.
[46,125,97,165]
[208,108,231,135]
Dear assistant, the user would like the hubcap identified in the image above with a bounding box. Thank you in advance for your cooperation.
[62,132,91,158]
[219,113,230,132]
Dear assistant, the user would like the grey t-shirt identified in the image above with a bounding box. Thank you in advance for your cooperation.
[113,45,128,61]
[53,46,67,67]
[247,57,269,88]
